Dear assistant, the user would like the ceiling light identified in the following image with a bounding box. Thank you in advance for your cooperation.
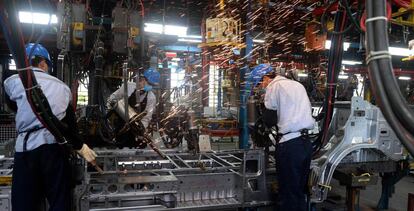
[398,76,411,80]
[144,23,163,34]
[324,41,413,57]
[298,73,308,77]
[253,39,265,43]
[338,74,349,79]
[164,25,188,36]
[177,38,202,43]
[19,11,58,25]
[389,47,412,57]
[342,60,362,65]
[179,35,202,39]
[145,23,188,37]
[325,40,351,51]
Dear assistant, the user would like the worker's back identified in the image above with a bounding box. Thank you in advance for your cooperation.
[265,75,315,143]
[3,69,71,152]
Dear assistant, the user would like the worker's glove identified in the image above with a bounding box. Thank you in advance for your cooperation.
[77,144,97,163]
[106,99,117,110]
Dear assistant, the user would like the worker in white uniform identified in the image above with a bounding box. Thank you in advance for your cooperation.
[106,68,159,147]
[264,68,315,211]
[3,43,97,210]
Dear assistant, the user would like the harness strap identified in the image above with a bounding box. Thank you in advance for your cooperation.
[19,126,45,152]
[277,129,309,143]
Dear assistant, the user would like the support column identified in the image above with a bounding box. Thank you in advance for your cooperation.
[239,0,253,149]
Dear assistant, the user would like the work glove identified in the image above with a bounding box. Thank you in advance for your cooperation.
[77,144,97,163]
[106,99,117,110]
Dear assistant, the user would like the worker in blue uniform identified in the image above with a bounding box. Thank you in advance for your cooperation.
[3,43,97,210]
[264,67,315,211]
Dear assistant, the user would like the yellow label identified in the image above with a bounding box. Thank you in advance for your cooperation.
[0,176,12,185]
[73,22,84,31]
[130,27,139,37]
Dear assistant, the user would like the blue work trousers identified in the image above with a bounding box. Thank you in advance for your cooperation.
[275,136,312,211]
[12,144,71,211]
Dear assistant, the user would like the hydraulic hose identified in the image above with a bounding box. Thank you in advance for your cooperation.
[365,0,414,156]
[1,1,68,144]
[313,7,348,155]
[371,0,414,135]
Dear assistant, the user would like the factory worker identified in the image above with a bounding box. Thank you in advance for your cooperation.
[3,43,97,210]
[264,67,315,211]
[106,68,159,146]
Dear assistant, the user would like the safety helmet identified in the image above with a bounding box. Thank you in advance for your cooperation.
[143,68,160,85]
[25,43,52,68]
[248,64,273,87]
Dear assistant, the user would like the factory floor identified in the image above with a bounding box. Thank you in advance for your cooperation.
[316,176,414,211]
[210,138,414,211]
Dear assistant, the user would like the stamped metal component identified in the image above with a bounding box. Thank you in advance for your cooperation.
[310,97,405,202]
[74,149,275,210]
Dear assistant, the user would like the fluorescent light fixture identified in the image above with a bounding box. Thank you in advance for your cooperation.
[389,47,412,57]
[144,23,163,34]
[253,39,265,43]
[398,76,411,80]
[325,40,351,51]
[325,40,414,56]
[342,60,362,65]
[298,73,308,77]
[164,25,188,36]
[144,23,188,36]
[338,74,349,79]
[179,35,202,39]
[177,38,202,43]
[19,11,58,25]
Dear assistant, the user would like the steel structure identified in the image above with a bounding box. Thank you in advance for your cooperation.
[310,97,406,202]
[74,149,275,210]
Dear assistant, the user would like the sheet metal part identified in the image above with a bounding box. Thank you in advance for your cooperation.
[310,97,406,202]
[74,149,276,210]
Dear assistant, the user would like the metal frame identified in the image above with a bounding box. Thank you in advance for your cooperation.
[310,97,405,202]
[74,149,275,210]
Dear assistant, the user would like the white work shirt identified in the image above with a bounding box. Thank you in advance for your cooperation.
[107,82,156,128]
[3,68,71,152]
[264,76,315,143]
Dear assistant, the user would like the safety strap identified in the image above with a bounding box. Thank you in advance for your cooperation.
[277,129,309,143]
[19,126,45,152]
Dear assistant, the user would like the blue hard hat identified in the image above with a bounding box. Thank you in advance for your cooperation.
[25,43,52,68]
[248,64,273,87]
[143,68,160,85]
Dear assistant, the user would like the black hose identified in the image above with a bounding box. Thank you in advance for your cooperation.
[366,0,414,156]
[321,1,354,35]
[370,0,414,135]
[312,6,348,155]
[341,0,363,33]
[1,1,69,145]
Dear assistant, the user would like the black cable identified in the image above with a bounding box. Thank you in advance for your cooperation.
[370,0,414,135]
[313,6,348,155]
[366,0,414,156]
[1,1,70,145]
[321,0,353,35]
[341,0,363,33]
